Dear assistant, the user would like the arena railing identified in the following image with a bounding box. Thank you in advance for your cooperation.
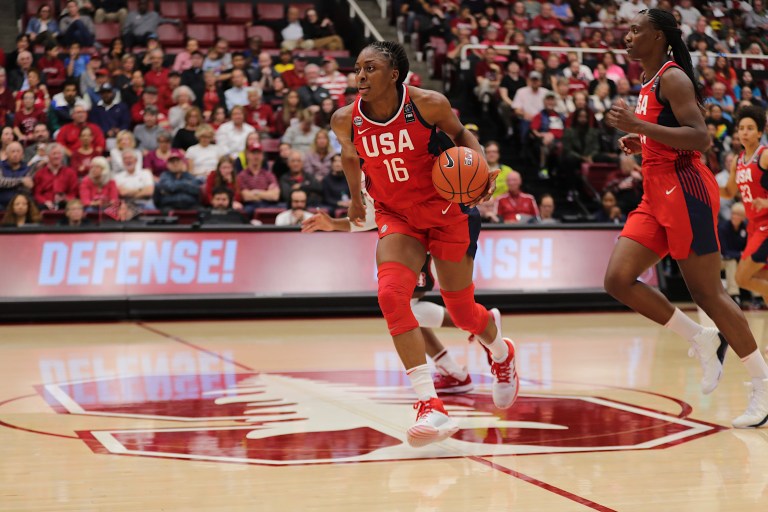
[347,0,385,41]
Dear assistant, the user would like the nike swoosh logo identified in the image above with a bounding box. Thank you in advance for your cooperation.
[760,226,768,231]
[665,186,677,195]
[442,203,452,214]
[357,128,371,135]
[444,152,455,168]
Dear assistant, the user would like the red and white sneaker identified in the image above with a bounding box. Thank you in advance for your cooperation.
[490,338,519,409]
[406,397,459,447]
[433,371,474,394]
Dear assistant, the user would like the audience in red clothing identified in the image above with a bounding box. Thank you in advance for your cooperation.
[205,156,242,209]
[497,171,539,224]
[32,143,78,209]
[55,103,105,156]
[79,156,119,210]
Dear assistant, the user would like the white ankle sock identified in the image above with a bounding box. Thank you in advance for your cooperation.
[664,308,704,341]
[741,349,768,380]
[406,364,437,401]
[479,310,509,362]
[432,349,467,379]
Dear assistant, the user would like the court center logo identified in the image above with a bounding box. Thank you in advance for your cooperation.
[37,371,722,466]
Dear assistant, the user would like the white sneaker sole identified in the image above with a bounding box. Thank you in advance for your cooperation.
[492,338,520,409]
[436,382,474,394]
[701,331,728,395]
[406,418,460,447]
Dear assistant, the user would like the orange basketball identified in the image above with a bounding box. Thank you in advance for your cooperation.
[432,146,489,204]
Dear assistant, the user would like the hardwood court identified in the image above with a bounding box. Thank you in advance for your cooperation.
[1,311,767,511]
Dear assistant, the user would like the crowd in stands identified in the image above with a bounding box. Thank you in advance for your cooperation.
[398,0,768,229]
[0,0,357,227]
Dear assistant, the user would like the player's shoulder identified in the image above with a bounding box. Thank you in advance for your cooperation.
[409,86,450,110]
[331,104,355,134]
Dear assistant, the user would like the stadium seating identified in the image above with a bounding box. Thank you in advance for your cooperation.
[224,2,254,24]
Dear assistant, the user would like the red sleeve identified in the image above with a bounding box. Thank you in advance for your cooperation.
[63,168,79,199]
[266,171,278,189]
[106,181,119,204]
[79,179,93,205]
[497,197,511,220]
[90,124,106,154]
[204,172,215,204]
[531,113,542,131]
[55,125,68,145]
[33,170,50,205]
[526,196,540,217]
[131,103,143,125]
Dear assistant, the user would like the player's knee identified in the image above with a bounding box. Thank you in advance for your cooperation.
[604,269,629,299]
[440,284,489,335]
[378,262,419,336]
[735,267,751,289]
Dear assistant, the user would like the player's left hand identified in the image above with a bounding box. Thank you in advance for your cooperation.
[467,169,500,208]
[301,211,334,232]
[606,98,642,134]
[754,198,768,211]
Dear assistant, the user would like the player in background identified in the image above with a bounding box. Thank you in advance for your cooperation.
[331,41,518,447]
[722,106,768,309]
[605,9,768,428]
[302,200,480,395]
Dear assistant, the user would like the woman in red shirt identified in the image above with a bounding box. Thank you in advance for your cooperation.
[204,156,242,209]
[69,127,97,178]
[79,156,119,210]
[202,70,224,122]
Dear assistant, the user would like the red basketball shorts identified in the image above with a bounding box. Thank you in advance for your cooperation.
[742,226,768,263]
[621,158,720,260]
[374,197,481,262]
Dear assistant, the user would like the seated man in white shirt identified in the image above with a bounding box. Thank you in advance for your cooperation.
[275,189,314,226]
[114,148,156,209]
[215,106,255,157]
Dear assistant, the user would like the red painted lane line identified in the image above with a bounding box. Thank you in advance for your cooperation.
[136,322,255,372]
[467,455,618,512]
[0,394,80,439]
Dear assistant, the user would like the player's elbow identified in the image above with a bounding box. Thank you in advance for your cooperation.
[693,131,711,153]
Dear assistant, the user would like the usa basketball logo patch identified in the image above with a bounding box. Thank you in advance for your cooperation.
[353,116,363,127]
[404,103,415,123]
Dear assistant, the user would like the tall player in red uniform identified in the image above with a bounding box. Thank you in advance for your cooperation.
[331,41,519,447]
[605,9,768,428]
[724,106,768,308]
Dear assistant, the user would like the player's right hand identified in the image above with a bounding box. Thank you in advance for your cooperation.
[618,134,642,155]
[301,211,334,232]
[347,198,366,227]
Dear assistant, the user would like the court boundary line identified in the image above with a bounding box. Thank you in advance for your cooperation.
[0,394,80,440]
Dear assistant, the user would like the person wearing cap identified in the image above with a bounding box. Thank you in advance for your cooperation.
[89,82,130,146]
[510,70,551,142]
[154,153,201,210]
[529,91,565,179]
[133,106,162,152]
[130,85,168,127]
[59,0,95,47]
[316,57,348,106]
[281,56,308,90]
[237,142,280,216]
[122,0,181,50]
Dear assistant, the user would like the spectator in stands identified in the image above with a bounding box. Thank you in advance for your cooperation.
[706,82,736,122]
[474,46,502,109]
[705,104,733,145]
[172,107,202,151]
[282,109,321,155]
[560,106,599,181]
[209,106,227,131]
[279,150,322,206]
[745,0,768,30]
[144,131,181,178]
[105,38,125,73]
[713,56,737,92]
[1,193,41,227]
[271,142,291,180]
[529,91,565,179]
[273,49,294,75]
[0,142,32,210]
[238,142,280,214]
[275,189,314,226]
[89,83,129,148]
[588,62,617,97]
[115,149,155,209]
[614,78,637,109]
[109,129,142,173]
[64,43,88,80]
[48,78,90,131]
[38,44,67,94]
[572,0,597,25]
[215,106,255,157]
[303,129,335,181]
[314,97,336,131]
[59,198,91,227]
[280,6,309,51]
[484,141,515,198]
[26,4,60,47]
[593,190,625,223]
[735,71,764,102]
[589,82,613,123]
[16,69,51,113]
[133,106,161,152]
[199,187,246,224]
[181,52,205,110]
[120,69,143,108]
[56,103,105,157]
[687,16,719,52]
[322,154,350,210]
[167,86,196,135]
[531,2,564,42]
[13,91,48,145]
[511,71,551,142]
[282,56,308,90]
[79,156,118,210]
[130,86,168,129]
[497,171,538,223]
[317,57,348,106]
[144,49,170,99]
[297,64,331,112]
[23,123,52,167]
[93,0,128,26]
[59,0,95,47]
[154,154,200,211]
[264,75,289,110]
[122,0,181,49]
[0,67,13,125]
[78,52,102,103]
[224,69,250,112]
[252,51,278,92]
[9,51,34,93]
[244,87,275,138]
[302,8,344,51]
[552,77,571,117]
[275,90,302,135]
[186,124,225,179]
[173,38,199,74]
[69,129,97,180]
[205,156,241,209]
[232,132,261,173]
[531,193,558,224]
[203,38,232,77]
[201,71,225,122]
[600,51,625,83]
[674,0,701,28]
[32,144,78,210]
[6,34,29,75]
[704,121,725,174]
[719,201,748,305]
[0,127,16,161]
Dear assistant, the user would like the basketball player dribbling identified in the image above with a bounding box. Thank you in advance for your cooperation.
[605,9,768,427]
[330,41,518,447]
[723,106,768,312]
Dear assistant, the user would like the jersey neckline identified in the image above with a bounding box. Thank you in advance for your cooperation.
[641,60,676,87]
[356,84,407,127]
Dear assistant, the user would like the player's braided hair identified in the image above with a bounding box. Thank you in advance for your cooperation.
[367,41,410,87]
[735,104,767,133]
[643,8,703,104]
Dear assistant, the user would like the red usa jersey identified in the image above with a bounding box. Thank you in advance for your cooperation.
[635,61,701,169]
[736,145,768,227]
[352,85,442,209]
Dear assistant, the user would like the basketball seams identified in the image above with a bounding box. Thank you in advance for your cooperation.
[432,146,488,204]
